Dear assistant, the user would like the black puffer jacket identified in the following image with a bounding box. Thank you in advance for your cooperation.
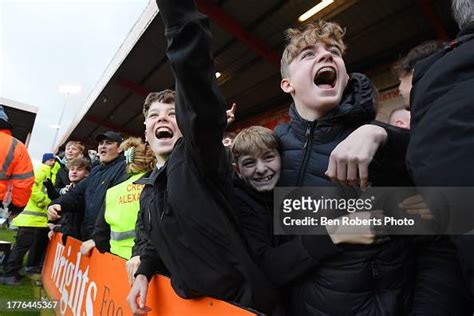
[274,74,467,315]
[275,74,414,315]
[276,73,376,187]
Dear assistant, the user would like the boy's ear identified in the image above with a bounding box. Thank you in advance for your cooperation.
[232,162,243,178]
[281,78,294,94]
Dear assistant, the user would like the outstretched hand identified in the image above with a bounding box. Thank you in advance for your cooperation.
[226,102,237,126]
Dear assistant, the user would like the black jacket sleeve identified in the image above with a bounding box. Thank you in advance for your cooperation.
[410,236,471,315]
[159,0,228,175]
[370,120,411,185]
[53,172,89,213]
[236,195,340,287]
[136,239,168,281]
[132,205,149,258]
[91,203,110,253]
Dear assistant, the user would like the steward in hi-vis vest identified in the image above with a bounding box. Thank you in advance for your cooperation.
[82,137,156,262]
[0,105,34,217]
[1,153,56,284]
[105,172,145,259]
[12,161,53,228]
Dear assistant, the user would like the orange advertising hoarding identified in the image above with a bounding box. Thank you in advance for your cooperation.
[42,233,257,316]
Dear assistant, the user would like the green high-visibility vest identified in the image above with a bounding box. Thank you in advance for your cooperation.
[50,161,61,186]
[105,172,145,259]
[12,164,51,228]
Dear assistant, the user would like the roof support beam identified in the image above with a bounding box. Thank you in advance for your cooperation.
[116,78,150,97]
[195,0,280,67]
[85,115,141,137]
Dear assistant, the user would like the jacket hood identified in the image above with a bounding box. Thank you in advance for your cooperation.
[288,72,376,132]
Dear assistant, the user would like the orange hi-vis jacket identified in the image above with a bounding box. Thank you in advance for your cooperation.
[0,129,34,208]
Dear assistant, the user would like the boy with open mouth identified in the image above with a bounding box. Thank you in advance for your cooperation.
[274,21,467,315]
[127,0,276,314]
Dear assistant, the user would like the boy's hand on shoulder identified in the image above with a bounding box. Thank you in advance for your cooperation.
[326,124,387,190]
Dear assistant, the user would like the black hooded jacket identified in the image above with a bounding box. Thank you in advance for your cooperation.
[372,23,474,308]
[134,1,277,314]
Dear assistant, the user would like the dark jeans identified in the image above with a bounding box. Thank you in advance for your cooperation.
[4,227,49,277]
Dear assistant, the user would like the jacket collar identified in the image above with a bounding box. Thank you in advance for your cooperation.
[135,164,167,186]
[413,23,474,83]
[99,155,125,169]
[288,73,376,139]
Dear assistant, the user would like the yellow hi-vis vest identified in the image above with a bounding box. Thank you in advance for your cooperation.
[12,164,52,228]
[50,161,61,186]
[105,172,145,259]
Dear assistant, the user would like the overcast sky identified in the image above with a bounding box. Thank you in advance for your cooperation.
[0,0,148,166]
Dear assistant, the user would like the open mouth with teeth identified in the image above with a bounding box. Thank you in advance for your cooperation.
[254,175,274,183]
[155,127,174,140]
[314,66,337,89]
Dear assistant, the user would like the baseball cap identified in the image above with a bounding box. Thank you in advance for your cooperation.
[95,131,123,143]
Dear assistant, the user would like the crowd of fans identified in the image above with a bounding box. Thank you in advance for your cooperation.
[1,0,474,315]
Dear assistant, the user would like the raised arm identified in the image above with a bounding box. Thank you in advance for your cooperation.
[157,0,228,170]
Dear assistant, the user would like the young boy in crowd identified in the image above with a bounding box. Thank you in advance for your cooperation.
[126,0,276,314]
[274,21,468,315]
[54,141,85,191]
[49,157,91,243]
[232,126,383,314]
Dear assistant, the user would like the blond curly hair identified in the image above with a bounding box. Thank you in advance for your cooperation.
[281,20,346,79]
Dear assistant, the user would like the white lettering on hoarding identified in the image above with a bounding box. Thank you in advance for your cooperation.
[50,242,98,315]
